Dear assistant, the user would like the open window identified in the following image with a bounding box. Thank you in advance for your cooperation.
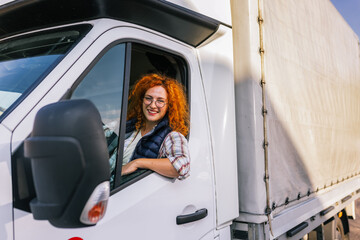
[71,42,189,192]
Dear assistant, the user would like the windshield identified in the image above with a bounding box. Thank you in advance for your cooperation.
[0,25,91,120]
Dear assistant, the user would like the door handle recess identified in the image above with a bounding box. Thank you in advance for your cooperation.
[176,208,208,225]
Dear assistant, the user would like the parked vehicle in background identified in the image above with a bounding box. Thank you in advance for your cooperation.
[0,0,359,239]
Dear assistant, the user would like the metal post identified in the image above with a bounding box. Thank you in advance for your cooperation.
[248,223,270,240]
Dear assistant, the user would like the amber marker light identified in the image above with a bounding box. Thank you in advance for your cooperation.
[80,181,110,225]
[88,201,106,223]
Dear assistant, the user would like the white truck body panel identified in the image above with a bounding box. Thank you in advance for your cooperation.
[263,0,360,211]
[231,0,268,217]
[271,177,360,238]
[0,124,13,240]
[231,0,360,237]
[197,25,239,228]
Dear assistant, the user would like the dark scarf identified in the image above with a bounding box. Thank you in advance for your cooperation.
[126,117,172,161]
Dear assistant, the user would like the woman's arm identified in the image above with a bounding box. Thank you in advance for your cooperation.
[121,158,179,178]
[121,131,190,179]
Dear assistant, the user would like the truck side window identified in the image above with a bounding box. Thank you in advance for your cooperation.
[112,43,189,190]
[70,42,188,191]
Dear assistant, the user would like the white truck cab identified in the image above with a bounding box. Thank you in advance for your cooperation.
[0,1,237,239]
[1,0,360,239]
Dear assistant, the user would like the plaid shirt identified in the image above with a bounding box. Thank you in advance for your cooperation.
[158,131,190,179]
[107,127,190,180]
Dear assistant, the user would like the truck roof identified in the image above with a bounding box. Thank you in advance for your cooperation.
[0,0,220,47]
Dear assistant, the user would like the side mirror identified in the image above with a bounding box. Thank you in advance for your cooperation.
[24,99,110,228]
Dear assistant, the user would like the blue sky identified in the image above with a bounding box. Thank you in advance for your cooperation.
[331,0,360,38]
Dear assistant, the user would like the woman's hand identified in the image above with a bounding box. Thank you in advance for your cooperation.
[121,160,139,175]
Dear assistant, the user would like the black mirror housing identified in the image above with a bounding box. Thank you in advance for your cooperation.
[24,99,110,228]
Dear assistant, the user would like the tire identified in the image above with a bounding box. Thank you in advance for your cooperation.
[335,215,349,240]
[323,215,349,240]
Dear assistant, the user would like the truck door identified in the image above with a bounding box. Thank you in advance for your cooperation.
[12,25,216,239]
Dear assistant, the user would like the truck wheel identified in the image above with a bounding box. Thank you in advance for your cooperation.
[335,215,348,240]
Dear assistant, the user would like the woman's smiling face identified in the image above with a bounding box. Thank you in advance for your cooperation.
[142,86,168,127]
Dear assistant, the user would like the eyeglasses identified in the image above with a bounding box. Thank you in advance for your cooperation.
[143,96,167,108]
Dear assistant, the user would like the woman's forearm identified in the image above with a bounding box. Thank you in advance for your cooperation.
[121,158,179,178]
[136,158,179,178]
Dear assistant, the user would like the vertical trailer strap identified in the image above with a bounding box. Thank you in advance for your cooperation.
[257,0,273,235]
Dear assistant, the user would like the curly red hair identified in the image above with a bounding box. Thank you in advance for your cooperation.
[127,73,189,136]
